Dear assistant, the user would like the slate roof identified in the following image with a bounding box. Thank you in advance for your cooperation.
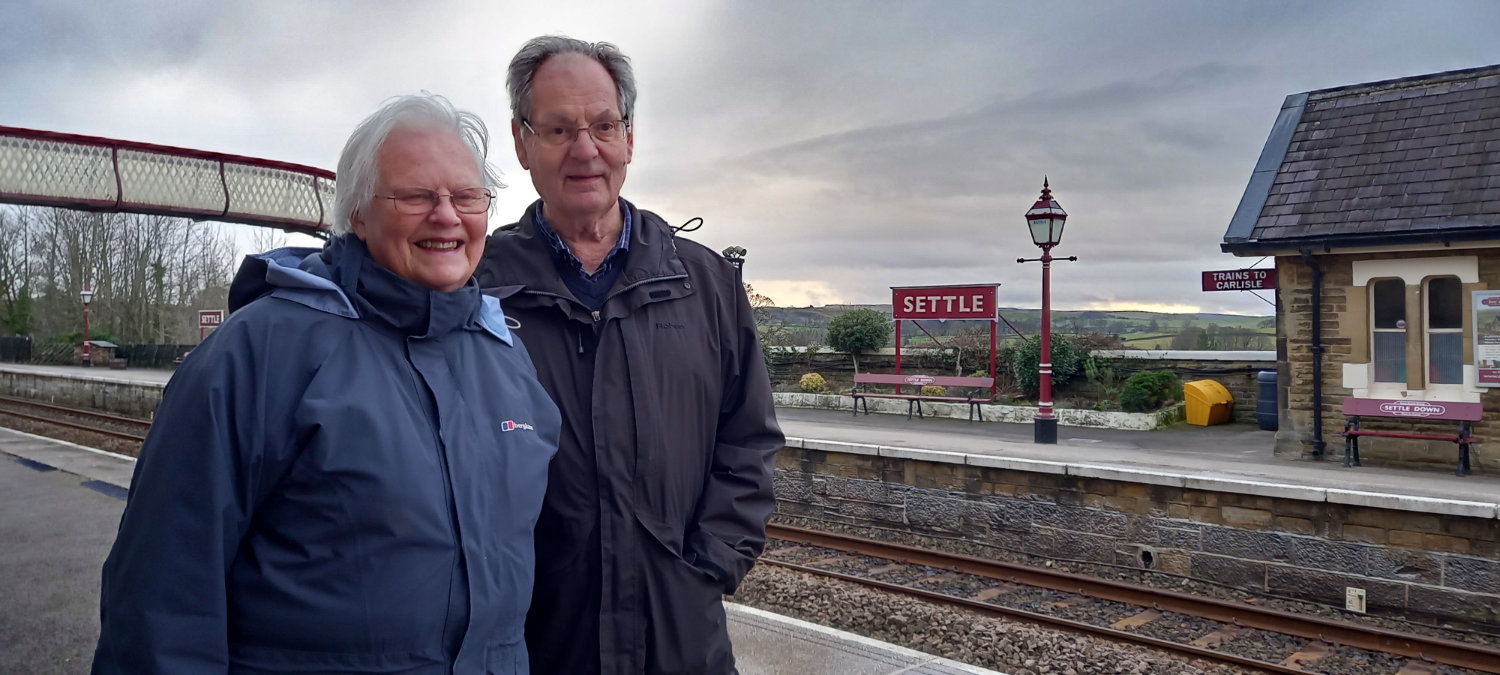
[1223,64,1500,253]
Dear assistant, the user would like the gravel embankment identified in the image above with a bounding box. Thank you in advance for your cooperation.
[734,564,1259,675]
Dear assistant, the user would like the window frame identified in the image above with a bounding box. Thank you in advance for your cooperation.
[1346,256,1479,403]
[1369,277,1407,385]
[1424,275,1464,389]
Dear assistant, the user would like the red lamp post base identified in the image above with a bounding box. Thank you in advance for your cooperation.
[1034,416,1057,444]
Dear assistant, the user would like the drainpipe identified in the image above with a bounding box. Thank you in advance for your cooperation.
[1299,249,1326,459]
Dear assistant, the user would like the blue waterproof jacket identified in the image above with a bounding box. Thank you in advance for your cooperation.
[93,236,560,674]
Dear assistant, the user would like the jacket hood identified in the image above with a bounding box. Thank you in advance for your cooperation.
[229,234,512,344]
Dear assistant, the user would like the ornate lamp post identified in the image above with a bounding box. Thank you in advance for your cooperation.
[1017,178,1076,443]
[79,284,94,367]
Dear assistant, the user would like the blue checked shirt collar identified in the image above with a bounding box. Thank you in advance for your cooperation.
[532,199,632,281]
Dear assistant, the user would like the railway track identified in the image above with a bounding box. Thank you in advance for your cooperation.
[0,395,150,443]
[764,523,1500,674]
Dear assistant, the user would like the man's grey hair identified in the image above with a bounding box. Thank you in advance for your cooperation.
[507,35,637,123]
[332,94,502,235]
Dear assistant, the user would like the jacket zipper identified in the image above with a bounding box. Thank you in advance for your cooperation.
[524,274,685,354]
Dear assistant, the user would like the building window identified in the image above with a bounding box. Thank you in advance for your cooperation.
[1427,276,1463,385]
[1371,278,1405,383]
[1349,256,1478,402]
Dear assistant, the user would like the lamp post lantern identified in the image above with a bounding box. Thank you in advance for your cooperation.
[1016,178,1077,444]
[80,284,94,367]
[722,245,747,288]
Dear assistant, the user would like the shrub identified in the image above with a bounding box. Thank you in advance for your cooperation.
[1002,335,1086,397]
[1120,370,1181,412]
[799,372,828,394]
[920,384,947,397]
[1083,355,1124,399]
[827,309,892,370]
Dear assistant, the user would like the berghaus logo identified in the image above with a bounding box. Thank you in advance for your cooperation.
[501,420,535,432]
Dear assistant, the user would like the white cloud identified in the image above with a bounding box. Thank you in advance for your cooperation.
[4,0,1498,316]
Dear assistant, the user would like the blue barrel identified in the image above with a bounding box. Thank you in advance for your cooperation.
[1256,370,1278,431]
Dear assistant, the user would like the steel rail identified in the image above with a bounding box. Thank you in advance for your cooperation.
[758,558,1305,674]
[767,523,1500,673]
[0,397,149,442]
[0,396,152,428]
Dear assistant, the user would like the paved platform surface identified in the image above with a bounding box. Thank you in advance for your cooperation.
[0,362,173,385]
[0,429,1000,674]
[776,407,1500,512]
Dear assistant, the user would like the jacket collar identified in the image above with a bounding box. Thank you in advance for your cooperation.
[481,199,692,320]
[230,235,512,345]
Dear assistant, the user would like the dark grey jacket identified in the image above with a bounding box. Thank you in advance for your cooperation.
[477,201,783,675]
[94,236,560,674]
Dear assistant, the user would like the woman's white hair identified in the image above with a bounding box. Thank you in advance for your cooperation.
[331,94,502,235]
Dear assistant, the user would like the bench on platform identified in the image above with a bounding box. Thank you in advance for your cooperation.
[850,373,995,422]
[1341,397,1480,476]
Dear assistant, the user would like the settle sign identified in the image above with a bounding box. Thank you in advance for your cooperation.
[891,284,998,320]
[1201,268,1276,292]
[198,309,224,342]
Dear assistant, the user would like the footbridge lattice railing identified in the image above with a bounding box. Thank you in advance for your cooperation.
[0,125,335,236]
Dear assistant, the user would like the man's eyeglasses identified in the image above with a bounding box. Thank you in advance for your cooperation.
[521,119,631,147]
[378,188,493,215]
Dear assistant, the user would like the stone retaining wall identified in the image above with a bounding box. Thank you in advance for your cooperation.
[0,371,163,419]
[774,445,1500,625]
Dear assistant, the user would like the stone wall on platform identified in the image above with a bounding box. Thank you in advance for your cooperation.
[775,445,1500,625]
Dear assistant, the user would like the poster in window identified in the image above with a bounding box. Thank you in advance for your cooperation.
[1473,291,1500,387]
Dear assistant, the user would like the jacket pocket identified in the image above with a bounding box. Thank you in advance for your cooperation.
[229,643,448,673]
[486,639,527,675]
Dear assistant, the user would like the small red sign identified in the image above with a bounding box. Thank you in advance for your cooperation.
[892,284,998,320]
[1483,297,1500,307]
[904,374,935,386]
[1201,269,1275,292]
[198,309,224,342]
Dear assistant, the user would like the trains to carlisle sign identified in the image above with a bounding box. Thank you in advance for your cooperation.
[891,284,999,320]
[1201,268,1276,292]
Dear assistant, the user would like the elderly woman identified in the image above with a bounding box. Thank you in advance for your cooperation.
[91,95,559,674]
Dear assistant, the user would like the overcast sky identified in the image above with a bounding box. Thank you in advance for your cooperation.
[4,0,1498,314]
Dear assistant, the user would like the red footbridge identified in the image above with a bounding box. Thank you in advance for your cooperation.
[0,125,334,236]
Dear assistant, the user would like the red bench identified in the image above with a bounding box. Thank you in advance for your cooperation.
[1341,397,1480,476]
[851,373,996,422]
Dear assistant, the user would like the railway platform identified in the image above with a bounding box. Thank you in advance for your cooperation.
[0,427,1004,674]
[3,360,1496,512]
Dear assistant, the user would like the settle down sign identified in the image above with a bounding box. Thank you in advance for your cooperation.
[1201,268,1276,292]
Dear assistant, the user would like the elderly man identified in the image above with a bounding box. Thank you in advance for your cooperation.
[476,36,783,675]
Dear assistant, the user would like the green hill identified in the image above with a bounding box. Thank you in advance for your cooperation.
[760,305,1273,350]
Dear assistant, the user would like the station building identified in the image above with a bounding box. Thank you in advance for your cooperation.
[1222,64,1500,472]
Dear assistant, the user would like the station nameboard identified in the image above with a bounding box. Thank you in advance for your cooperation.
[1201,268,1276,292]
[198,309,224,342]
[891,284,999,320]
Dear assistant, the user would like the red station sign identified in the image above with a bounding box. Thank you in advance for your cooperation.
[198,309,224,342]
[1201,268,1276,292]
[892,284,998,320]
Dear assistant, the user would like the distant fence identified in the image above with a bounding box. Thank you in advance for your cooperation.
[114,344,195,369]
[0,338,193,369]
